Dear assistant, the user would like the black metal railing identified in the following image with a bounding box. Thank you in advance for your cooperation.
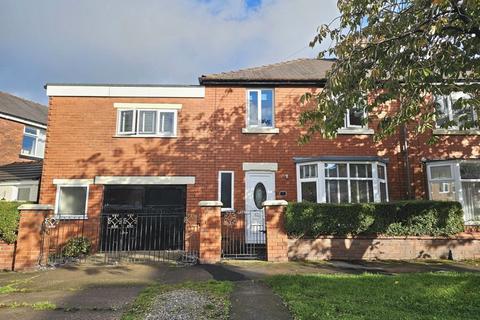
[40,211,199,266]
[221,210,267,260]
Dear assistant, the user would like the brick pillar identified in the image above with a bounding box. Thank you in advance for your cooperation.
[198,201,222,264]
[14,204,54,270]
[264,200,288,262]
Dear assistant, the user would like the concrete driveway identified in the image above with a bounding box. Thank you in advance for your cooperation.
[0,262,212,320]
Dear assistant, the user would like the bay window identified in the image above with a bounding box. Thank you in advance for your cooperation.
[297,161,388,204]
[427,161,480,224]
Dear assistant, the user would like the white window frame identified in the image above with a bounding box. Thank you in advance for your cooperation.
[157,110,178,137]
[20,126,46,158]
[297,161,388,204]
[426,160,480,225]
[296,163,320,203]
[218,171,234,212]
[117,109,137,135]
[246,89,275,129]
[116,108,178,137]
[137,109,158,135]
[343,108,367,129]
[434,92,478,130]
[54,182,90,220]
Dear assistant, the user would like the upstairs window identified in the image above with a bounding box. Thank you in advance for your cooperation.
[434,92,478,130]
[344,107,367,129]
[247,89,274,128]
[21,126,46,158]
[117,109,177,137]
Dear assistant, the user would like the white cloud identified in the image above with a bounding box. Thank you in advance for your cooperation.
[0,0,338,103]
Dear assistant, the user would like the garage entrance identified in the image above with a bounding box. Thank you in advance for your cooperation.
[99,185,195,263]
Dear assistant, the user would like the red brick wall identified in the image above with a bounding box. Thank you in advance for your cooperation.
[288,234,480,261]
[39,87,480,218]
[0,117,26,165]
[0,241,15,270]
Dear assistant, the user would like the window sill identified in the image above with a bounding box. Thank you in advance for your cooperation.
[242,127,279,134]
[337,128,374,135]
[19,153,43,160]
[113,134,178,138]
[433,129,480,135]
[54,215,88,220]
[221,208,235,212]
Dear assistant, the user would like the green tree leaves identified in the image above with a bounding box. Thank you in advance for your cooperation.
[302,0,480,143]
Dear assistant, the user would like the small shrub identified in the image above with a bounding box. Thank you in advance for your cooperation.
[285,200,464,237]
[0,201,21,244]
[62,237,91,258]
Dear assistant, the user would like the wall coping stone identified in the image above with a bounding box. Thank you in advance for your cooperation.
[18,204,54,211]
[198,201,223,207]
[289,233,480,241]
[263,200,288,207]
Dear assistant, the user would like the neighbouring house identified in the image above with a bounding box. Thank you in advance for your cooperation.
[13,58,478,267]
[0,92,48,202]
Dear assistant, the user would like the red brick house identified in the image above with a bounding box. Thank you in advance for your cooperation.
[32,59,479,262]
[0,92,48,202]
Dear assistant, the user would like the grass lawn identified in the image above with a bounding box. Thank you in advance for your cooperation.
[265,272,480,320]
[121,280,233,320]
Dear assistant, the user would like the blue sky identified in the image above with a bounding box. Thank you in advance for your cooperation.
[0,0,338,104]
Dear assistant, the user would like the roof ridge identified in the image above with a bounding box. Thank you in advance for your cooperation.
[201,58,318,78]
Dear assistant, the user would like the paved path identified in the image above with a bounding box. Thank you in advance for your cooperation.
[230,280,291,320]
[200,264,292,320]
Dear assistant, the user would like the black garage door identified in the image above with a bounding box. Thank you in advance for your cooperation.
[100,185,186,252]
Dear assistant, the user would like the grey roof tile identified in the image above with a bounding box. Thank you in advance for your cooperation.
[0,92,48,125]
[0,161,43,182]
[199,58,335,83]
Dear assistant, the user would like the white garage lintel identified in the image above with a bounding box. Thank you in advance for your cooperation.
[94,176,195,185]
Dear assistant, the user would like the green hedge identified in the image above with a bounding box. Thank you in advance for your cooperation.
[285,200,464,238]
[0,201,21,244]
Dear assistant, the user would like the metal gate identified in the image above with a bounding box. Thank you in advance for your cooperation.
[40,212,199,266]
[99,212,198,264]
[221,210,267,260]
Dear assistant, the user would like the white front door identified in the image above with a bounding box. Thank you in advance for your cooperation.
[245,171,275,244]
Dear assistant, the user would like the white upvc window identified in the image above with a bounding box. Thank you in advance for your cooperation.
[434,92,478,130]
[21,126,46,158]
[54,180,91,219]
[297,161,388,204]
[247,89,274,128]
[116,109,177,137]
[343,107,367,129]
[426,160,480,225]
[218,171,234,211]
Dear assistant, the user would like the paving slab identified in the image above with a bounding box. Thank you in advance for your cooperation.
[230,280,291,320]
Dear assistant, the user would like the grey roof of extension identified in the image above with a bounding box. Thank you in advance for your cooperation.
[0,91,48,125]
[199,58,335,85]
[0,161,43,182]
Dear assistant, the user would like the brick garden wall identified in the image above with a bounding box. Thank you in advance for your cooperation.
[288,234,480,261]
[0,241,15,270]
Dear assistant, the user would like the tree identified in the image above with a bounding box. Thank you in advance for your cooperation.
[300,0,480,143]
